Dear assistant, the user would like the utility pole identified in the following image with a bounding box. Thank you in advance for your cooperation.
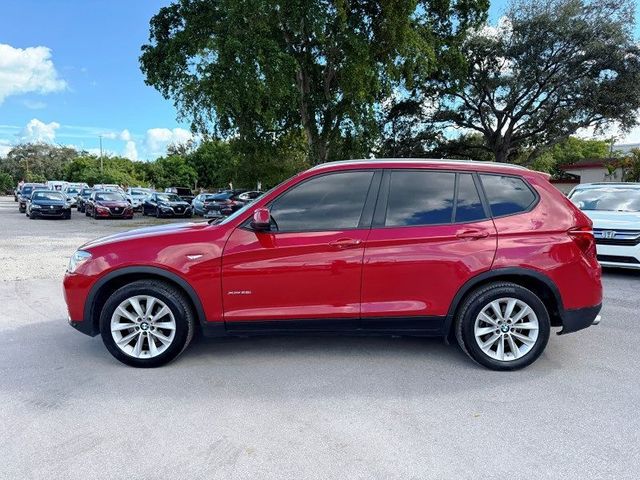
[99,135,104,176]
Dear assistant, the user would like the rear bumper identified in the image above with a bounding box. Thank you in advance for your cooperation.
[558,303,602,335]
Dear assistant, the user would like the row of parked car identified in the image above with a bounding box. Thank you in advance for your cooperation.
[14,181,264,220]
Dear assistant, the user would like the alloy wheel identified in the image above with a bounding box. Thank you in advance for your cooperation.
[110,295,177,358]
[473,297,539,362]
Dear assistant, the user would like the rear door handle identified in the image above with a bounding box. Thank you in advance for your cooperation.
[456,229,489,240]
[329,238,362,249]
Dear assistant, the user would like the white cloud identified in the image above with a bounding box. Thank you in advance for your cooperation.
[18,118,60,143]
[120,129,132,142]
[0,139,12,157]
[145,127,192,157]
[23,99,47,110]
[0,44,66,104]
[123,140,138,160]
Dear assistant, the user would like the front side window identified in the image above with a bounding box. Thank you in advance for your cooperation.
[480,174,536,217]
[269,171,374,231]
[385,171,455,226]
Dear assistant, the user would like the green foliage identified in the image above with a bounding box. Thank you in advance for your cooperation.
[621,149,640,181]
[530,137,611,175]
[0,143,79,182]
[140,0,488,164]
[150,155,198,189]
[429,0,640,163]
[0,172,13,193]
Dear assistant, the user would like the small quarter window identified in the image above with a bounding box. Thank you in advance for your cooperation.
[455,174,486,223]
[480,175,536,217]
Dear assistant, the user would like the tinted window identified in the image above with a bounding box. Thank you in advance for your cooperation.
[33,192,64,201]
[455,174,486,222]
[386,171,455,226]
[156,193,182,202]
[480,175,536,217]
[96,192,125,201]
[270,171,374,231]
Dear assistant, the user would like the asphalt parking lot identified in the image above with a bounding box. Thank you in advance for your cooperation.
[1,195,639,480]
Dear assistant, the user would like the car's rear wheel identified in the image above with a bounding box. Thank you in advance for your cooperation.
[455,282,550,371]
[155,208,161,218]
[99,280,195,367]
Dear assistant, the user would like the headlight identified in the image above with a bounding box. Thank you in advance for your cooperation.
[67,250,92,273]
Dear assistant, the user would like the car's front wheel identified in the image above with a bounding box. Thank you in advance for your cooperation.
[455,282,550,371]
[99,280,195,367]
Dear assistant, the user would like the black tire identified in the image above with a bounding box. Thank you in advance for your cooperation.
[155,207,161,218]
[454,282,550,371]
[142,208,147,216]
[99,280,195,367]
[29,211,36,219]
[64,211,71,220]
[85,208,90,217]
[92,209,98,219]
[19,207,25,213]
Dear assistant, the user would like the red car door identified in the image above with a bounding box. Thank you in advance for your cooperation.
[221,170,380,327]
[360,170,497,330]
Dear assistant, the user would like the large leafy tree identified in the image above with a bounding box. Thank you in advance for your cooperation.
[0,143,79,182]
[140,0,488,164]
[425,0,640,163]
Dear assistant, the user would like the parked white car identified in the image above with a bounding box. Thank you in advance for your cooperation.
[125,187,154,210]
[568,182,640,269]
[46,180,68,192]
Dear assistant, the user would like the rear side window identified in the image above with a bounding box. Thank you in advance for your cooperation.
[480,174,536,217]
[270,171,374,231]
[385,171,455,226]
[455,174,486,223]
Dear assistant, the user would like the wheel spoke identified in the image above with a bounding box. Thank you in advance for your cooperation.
[153,321,176,331]
[479,312,499,326]
[148,336,159,357]
[497,335,505,360]
[129,297,145,318]
[112,322,136,331]
[489,301,504,320]
[503,299,517,321]
[116,306,137,322]
[513,322,538,330]
[151,330,172,346]
[475,326,495,336]
[152,306,171,322]
[480,333,500,350]
[145,297,156,318]
[511,331,535,345]
[507,335,521,359]
[116,330,138,346]
[132,333,144,356]
[512,306,532,323]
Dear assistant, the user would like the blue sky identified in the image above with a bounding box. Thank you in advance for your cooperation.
[0,0,638,160]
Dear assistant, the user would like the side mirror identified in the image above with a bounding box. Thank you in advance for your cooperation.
[251,208,271,231]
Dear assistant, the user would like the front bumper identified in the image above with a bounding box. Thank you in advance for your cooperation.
[596,242,640,269]
[558,303,602,335]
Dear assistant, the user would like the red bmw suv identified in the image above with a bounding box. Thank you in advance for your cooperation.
[63,159,602,370]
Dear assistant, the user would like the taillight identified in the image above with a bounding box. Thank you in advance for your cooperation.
[568,227,596,261]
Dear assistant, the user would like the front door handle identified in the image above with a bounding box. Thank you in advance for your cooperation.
[329,238,362,249]
[456,229,490,240]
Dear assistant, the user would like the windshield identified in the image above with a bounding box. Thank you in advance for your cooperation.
[33,192,64,201]
[157,193,182,202]
[96,192,125,201]
[212,193,232,200]
[131,189,150,196]
[569,187,640,212]
[65,188,80,195]
[80,189,92,196]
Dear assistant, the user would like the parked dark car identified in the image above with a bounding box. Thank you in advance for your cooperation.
[143,192,192,218]
[14,184,22,202]
[85,190,133,219]
[77,187,94,213]
[164,187,194,203]
[18,183,46,213]
[203,191,252,218]
[26,190,71,219]
[191,193,220,216]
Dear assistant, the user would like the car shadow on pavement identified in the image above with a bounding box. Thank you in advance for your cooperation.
[0,317,563,409]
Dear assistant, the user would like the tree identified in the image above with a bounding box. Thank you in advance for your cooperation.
[0,143,79,182]
[140,0,488,164]
[0,172,13,193]
[428,0,640,163]
[150,155,198,188]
